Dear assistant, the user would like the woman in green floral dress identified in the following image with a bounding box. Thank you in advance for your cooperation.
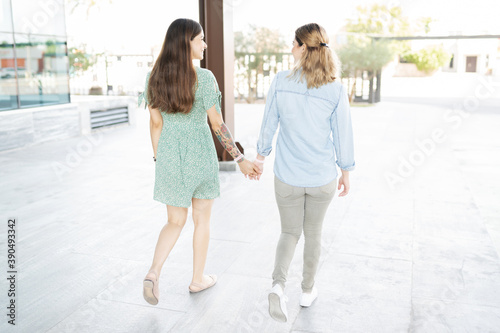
[139,18,260,305]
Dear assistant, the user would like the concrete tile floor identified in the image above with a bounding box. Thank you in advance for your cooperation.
[1,77,500,332]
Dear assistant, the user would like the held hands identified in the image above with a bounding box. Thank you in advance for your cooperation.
[239,155,350,193]
[247,155,264,180]
[250,159,263,180]
[237,159,262,180]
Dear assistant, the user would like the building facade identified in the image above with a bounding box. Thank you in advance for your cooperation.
[0,0,136,152]
[441,38,499,75]
[0,0,70,111]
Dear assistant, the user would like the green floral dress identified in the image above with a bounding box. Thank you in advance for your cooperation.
[138,67,221,207]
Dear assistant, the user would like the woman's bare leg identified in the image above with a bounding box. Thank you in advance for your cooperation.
[148,205,189,278]
[191,198,214,284]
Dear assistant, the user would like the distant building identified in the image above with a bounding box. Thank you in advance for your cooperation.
[393,36,499,76]
[440,37,499,75]
[70,53,154,96]
[0,0,134,152]
[106,54,153,95]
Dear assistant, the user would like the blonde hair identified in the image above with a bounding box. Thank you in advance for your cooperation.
[289,23,341,88]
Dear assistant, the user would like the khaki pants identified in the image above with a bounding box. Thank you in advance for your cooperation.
[272,176,337,292]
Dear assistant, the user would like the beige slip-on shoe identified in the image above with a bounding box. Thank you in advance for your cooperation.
[189,274,217,293]
[143,270,159,305]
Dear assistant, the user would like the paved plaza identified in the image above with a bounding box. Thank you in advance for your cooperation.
[1,73,500,332]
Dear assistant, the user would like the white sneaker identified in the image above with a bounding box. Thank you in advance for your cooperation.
[299,287,318,307]
[268,284,288,322]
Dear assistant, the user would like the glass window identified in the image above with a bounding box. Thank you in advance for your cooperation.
[12,0,66,36]
[1,0,70,111]
[0,0,13,32]
[0,32,18,110]
[14,33,69,108]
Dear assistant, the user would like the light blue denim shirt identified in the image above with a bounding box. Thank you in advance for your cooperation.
[256,70,355,187]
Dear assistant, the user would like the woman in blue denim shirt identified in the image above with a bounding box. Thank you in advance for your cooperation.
[254,23,355,322]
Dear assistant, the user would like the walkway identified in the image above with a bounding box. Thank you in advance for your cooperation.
[1,73,500,332]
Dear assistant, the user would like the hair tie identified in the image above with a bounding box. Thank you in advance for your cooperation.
[320,42,329,48]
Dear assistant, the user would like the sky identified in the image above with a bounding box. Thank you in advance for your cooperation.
[64,0,500,54]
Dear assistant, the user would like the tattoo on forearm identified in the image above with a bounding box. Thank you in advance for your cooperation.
[214,123,244,162]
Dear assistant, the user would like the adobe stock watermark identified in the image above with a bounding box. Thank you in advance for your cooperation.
[385,75,500,190]
[20,0,64,35]
[55,264,163,332]
[237,296,275,333]
[237,226,338,331]
[411,260,465,331]
[51,131,104,181]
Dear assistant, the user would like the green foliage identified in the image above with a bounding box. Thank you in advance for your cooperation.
[234,25,287,54]
[234,26,287,102]
[69,47,96,75]
[339,4,443,77]
[337,36,395,76]
[338,4,410,77]
[416,17,436,35]
[67,0,112,15]
[45,40,56,52]
[401,45,451,72]
[345,4,411,36]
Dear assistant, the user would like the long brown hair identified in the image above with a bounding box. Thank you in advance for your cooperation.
[147,18,202,113]
[289,23,341,88]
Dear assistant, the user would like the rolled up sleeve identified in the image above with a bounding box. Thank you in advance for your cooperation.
[331,84,355,171]
[256,75,279,156]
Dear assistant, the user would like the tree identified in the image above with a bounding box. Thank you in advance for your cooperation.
[66,0,112,15]
[345,4,411,36]
[401,45,451,73]
[69,46,98,76]
[416,17,436,35]
[337,36,395,79]
[337,4,412,102]
[234,26,287,102]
